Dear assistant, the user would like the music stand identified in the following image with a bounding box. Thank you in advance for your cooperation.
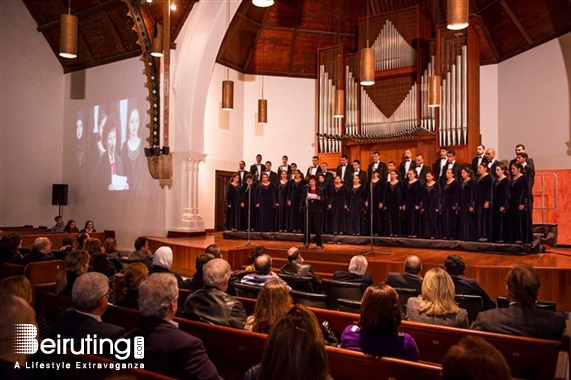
[237,183,259,248]
[362,179,389,256]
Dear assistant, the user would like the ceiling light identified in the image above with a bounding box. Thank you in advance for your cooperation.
[447,0,469,30]
[252,0,274,8]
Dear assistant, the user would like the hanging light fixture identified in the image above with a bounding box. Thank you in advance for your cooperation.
[59,0,78,59]
[151,23,163,57]
[222,0,234,111]
[333,84,345,118]
[333,0,345,118]
[360,2,374,86]
[252,0,274,7]
[447,0,469,30]
[258,36,267,124]
[428,75,441,107]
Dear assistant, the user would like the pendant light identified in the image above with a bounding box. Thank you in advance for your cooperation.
[447,0,469,30]
[252,0,274,7]
[258,40,267,124]
[222,0,234,111]
[59,0,78,59]
[333,0,344,118]
[360,2,374,86]
[151,23,163,57]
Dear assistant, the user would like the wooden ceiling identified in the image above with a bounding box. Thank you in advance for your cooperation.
[21,0,571,77]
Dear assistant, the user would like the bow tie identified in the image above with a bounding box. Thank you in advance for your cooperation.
[406,160,411,162]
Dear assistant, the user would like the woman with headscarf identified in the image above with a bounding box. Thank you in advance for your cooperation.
[151,246,184,287]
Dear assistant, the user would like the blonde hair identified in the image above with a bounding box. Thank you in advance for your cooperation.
[418,267,459,316]
[55,250,90,294]
[0,275,33,304]
[124,262,149,291]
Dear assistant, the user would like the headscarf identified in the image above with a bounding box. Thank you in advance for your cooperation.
[152,246,173,270]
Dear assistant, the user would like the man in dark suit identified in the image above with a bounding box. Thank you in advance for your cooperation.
[336,155,354,186]
[445,149,463,182]
[471,144,487,175]
[444,254,496,311]
[517,152,535,212]
[472,263,565,341]
[385,161,397,182]
[250,154,264,182]
[367,151,387,185]
[352,159,367,185]
[278,155,292,176]
[290,163,300,180]
[306,156,322,178]
[280,247,323,292]
[126,273,221,379]
[21,237,55,265]
[509,144,535,171]
[414,154,431,185]
[433,146,448,184]
[57,272,126,346]
[332,255,374,293]
[398,149,416,183]
[264,161,278,185]
[320,162,334,185]
[237,160,248,186]
[485,148,500,179]
[384,255,423,293]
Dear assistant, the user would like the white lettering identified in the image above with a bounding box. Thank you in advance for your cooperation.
[40,339,56,354]
[14,362,20,369]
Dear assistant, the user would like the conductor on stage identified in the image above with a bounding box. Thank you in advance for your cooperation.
[304,175,324,250]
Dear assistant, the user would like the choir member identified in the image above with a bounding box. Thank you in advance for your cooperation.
[347,176,366,236]
[250,154,264,182]
[403,169,422,238]
[475,164,494,242]
[328,176,349,234]
[225,173,241,231]
[458,167,476,241]
[320,162,334,185]
[316,173,331,234]
[366,151,387,186]
[287,170,305,233]
[384,171,404,237]
[440,169,461,240]
[276,170,291,232]
[398,149,415,183]
[240,174,257,231]
[510,163,532,244]
[256,173,277,232]
[352,160,367,185]
[304,175,324,249]
[364,171,385,236]
[433,147,448,184]
[306,156,322,178]
[493,163,511,243]
[279,155,292,176]
[420,172,441,239]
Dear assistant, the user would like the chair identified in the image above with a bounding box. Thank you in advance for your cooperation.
[455,294,483,323]
[393,288,418,317]
[498,296,557,311]
[337,298,362,313]
[497,296,510,308]
[322,279,363,310]
[233,282,261,299]
[278,273,315,292]
[290,290,328,309]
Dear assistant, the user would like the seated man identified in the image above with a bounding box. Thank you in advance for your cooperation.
[280,247,323,293]
[182,252,215,291]
[21,237,55,265]
[384,255,423,293]
[127,273,221,379]
[241,254,282,287]
[57,272,125,342]
[51,215,65,233]
[332,255,374,293]
[184,259,247,329]
[445,254,496,310]
[204,244,222,259]
[76,232,89,251]
[472,263,566,340]
[128,236,153,267]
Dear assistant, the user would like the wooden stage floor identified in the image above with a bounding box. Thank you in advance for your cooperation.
[147,232,571,312]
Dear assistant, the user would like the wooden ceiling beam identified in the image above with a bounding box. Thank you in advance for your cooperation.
[499,0,532,45]
[474,13,499,61]
[101,11,128,55]
[37,0,121,32]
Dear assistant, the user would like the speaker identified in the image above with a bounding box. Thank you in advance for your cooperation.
[52,184,68,206]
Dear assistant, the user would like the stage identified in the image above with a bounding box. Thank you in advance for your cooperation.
[147,232,571,312]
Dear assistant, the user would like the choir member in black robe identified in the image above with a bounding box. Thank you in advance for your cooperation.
[304,175,324,249]
[458,167,476,241]
[347,176,366,235]
[276,170,291,232]
[475,164,494,242]
[403,169,422,238]
[384,171,404,236]
[316,173,331,234]
[510,163,533,243]
[328,176,349,234]
[364,171,385,236]
[225,173,241,231]
[440,169,461,240]
[493,163,511,243]
[240,174,257,231]
[420,172,441,239]
[255,173,277,232]
[287,170,306,233]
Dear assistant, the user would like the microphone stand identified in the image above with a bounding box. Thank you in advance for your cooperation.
[237,183,258,248]
[362,178,389,256]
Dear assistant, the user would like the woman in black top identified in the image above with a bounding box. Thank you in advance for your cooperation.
[328,176,349,234]
[276,170,291,232]
[420,172,441,239]
[287,170,306,233]
[240,174,257,231]
[509,163,532,243]
[441,169,461,240]
[493,163,511,243]
[364,171,385,236]
[116,262,148,310]
[403,170,422,238]
[347,176,366,235]
[384,171,404,237]
[304,176,324,249]
[458,167,476,241]
[475,164,494,242]
[226,173,241,231]
[256,173,277,232]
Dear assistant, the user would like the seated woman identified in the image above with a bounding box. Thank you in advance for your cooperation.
[102,238,122,271]
[116,262,148,309]
[59,236,75,253]
[340,283,419,361]
[64,219,79,233]
[406,267,469,328]
[54,250,90,296]
[85,238,116,278]
[244,279,292,334]
[151,246,184,287]
[80,220,96,233]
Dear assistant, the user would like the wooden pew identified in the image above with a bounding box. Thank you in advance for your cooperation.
[0,262,26,278]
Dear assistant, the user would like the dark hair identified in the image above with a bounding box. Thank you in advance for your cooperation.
[195,253,215,278]
[291,163,297,167]
[352,159,360,165]
[416,153,424,159]
[444,254,465,276]
[388,160,396,166]
[250,246,267,264]
[282,155,288,160]
[478,163,489,173]
[359,284,401,336]
[246,174,253,180]
[461,166,474,179]
[512,162,523,171]
[505,263,540,306]
[516,152,528,160]
[477,144,486,150]
[64,220,77,233]
[77,232,89,246]
[256,154,262,158]
[205,244,221,258]
[373,151,380,155]
[307,175,316,183]
[447,149,456,156]
[84,238,102,255]
[61,236,74,246]
[407,169,418,179]
[265,161,272,166]
[0,234,21,256]
[312,156,318,160]
[55,216,62,222]
[341,154,348,159]
[496,162,508,177]
[83,220,94,230]
[134,237,148,251]
[255,254,272,275]
[440,146,448,151]
[515,144,526,150]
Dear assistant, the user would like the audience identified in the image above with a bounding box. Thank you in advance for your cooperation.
[472,263,566,340]
[341,284,419,360]
[85,238,116,278]
[444,254,496,310]
[244,279,293,334]
[128,236,153,267]
[384,255,423,293]
[204,243,222,258]
[406,268,469,328]
[441,336,511,380]
[76,232,89,251]
[57,272,125,342]
[64,219,79,233]
[102,237,122,271]
[244,305,331,380]
[80,220,96,233]
[184,259,247,328]
[150,246,184,287]
[244,246,267,271]
[332,255,374,292]
[22,237,54,265]
[280,247,323,292]
[183,252,215,291]
[51,215,65,232]
[241,254,283,287]
[0,234,22,264]
[126,273,222,379]
[116,262,148,310]
[55,250,90,296]
[58,236,75,253]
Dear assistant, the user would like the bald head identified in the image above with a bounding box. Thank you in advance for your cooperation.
[404,255,422,275]
[255,254,272,276]
[485,149,496,161]
[33,237,51,253]
[287,247,300,262]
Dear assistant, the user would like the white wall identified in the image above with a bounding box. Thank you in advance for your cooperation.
[480,65,499,156]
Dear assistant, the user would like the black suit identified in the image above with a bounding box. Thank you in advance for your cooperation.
[450,276,496,311]
[321,171,334,185]
[509,157,535,171]
[332,271,374,293]
[352,169,367,185]
[384,272,422,294]
[471,155,487,175]
[367,161,388,184]
[306,165,322,179]
[336,164,354,186]
[305,186,324,247]
[250,163,264,182]
[445,161,463,182]
[57,308,125,343]
[277,164,292,175]
[264,170,278,185]
[433,157,448,183]
[414,164,431,185]
[280,260,323,293]
[237,169,248,186]
[522,163,535,190]
[398,160,416,182]
[21,249,55,265]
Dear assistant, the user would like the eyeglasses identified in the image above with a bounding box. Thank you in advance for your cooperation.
[100,288,114,299]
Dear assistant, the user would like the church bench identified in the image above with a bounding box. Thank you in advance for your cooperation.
[0,262,26,278]
[55,354,175,379]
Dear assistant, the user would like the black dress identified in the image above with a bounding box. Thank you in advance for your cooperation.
[328,185,349,234]
[305,187,324,247]
[240,182,257,231]
[317,181,331,234]
[347,185,366,235]
[475,174,494,240]
[276,180,290,232]
[509,175,532,243]
[384,181,404,236]
[493,177,511,242]
[256,182,277,232]
[441,180,461,239]
[403,180,422,237]
[364,180,385,236]
[287,179,306,232]
[420,182,441,239]
[458,179,476,241]
[226,183,241,230]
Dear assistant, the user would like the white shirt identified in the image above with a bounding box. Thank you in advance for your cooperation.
[341,164,347,179]
[310,166,318,175]
[404,160,411,173]
[477,155,483,166]
[415,164,423,175]
[447,160,455,169]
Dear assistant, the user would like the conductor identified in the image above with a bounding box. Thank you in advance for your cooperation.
[304,175,324,250]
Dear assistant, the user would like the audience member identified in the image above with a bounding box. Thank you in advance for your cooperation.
[22,237,54,265]
[150,246,184,287]
[57,272,125,342]
[182,252,215,291]
[384,255,423,293]
[76,232,89,251]
[204,243,222,258]
[280,247,323,292]
[244,305,330,380]
[128,236,153,267]
[58,236,75,253]
[241,254,282,287]
[86,238,116,278]
[55,250,90,296]
[51,215,65,232]
[332,255,374,293]
[341,284,419,360]
[472,263,565,340]
[244,279,293,334]
[184,259,247,328]
[441,336,511,380]
[0,234,22,264]
[406,268,469,328]
[80,220,96,233]
[244,246,267,271]
[116,262,148,310]
[444,254,496,310]
[102,237,122,271]
[64,219,79,233]
[126,273,221,379]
